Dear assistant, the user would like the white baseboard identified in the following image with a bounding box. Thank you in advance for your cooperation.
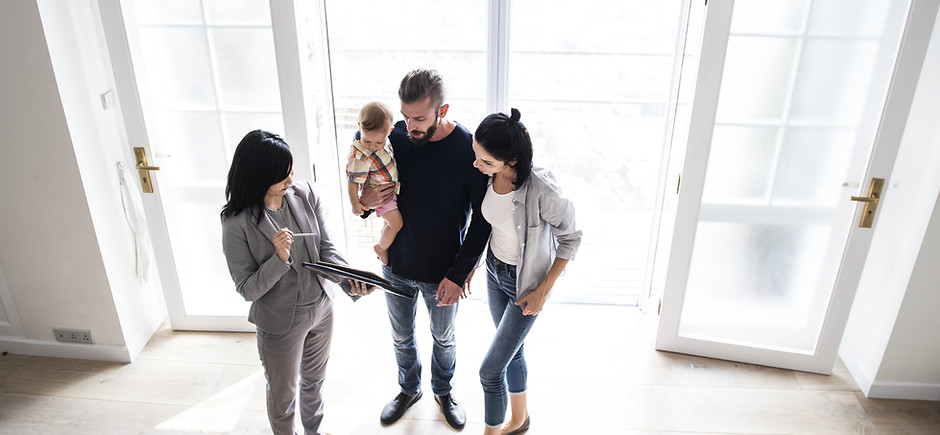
[868,381,940,401]
[840,344,940,401]
[838,344,875,396]
[124,304,167,362]
[0,336,131,363]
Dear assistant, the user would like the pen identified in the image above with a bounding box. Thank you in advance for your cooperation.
[293,233,315,237]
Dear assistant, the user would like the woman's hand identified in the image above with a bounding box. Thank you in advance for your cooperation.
[273,228,293,262]
[462,268,476,299]
[515,257,569,316]
[348,279,376,296]
[515,287,548,316]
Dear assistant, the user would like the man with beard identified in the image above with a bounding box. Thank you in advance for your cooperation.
[358,68,490,430]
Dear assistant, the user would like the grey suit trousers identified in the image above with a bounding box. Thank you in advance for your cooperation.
[256,294,333,435]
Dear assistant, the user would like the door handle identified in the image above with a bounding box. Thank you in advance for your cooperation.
[849,178,884,228]
[133,147,160,193]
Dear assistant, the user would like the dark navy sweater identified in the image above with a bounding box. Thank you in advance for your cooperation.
[385,120,491,285]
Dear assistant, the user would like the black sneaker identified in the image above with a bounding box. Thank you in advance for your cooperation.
[380,391,422,425]
[434,393,466,430]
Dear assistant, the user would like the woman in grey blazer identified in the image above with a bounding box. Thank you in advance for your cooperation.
[221,130,373,435]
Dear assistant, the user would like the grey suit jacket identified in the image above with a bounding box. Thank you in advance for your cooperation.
[221,180,355,334]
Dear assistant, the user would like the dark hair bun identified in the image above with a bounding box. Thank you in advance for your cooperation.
[509,108,521,122]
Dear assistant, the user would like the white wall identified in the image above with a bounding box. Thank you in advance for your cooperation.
[838,6,940,401]
[877,189,940,388]
[37,0,168,359]
[0,0,165,362]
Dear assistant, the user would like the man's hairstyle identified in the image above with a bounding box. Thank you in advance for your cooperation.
[359,101,394,132]
[398,68,445,109]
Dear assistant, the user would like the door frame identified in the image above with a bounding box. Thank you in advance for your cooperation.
[655,0,939,374]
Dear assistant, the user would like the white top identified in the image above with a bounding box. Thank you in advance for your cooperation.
[482,182,519,265]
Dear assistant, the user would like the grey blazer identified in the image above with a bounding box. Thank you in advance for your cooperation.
[221,180,354,334]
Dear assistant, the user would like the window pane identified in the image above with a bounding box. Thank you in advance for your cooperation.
[211,28,282,110]
[681,222,835,352]
[319,0,488,267]
[163,198,245,316]
[807,0,893,36]
[511,0,678,54]
[730,0,809,34]
[138,27,216,109]
[221,112,285,154]
[509,0,685,305]
[773,127,856,206]
[509,53,673,102]
[324,0,486,50]
[204,0,271,25]
[703,126,777,202]
[133,0,203,25]
[150,111,227,184]
[789,39,879,125]
[715,36,798,122]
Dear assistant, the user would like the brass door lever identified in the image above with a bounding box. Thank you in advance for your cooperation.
[849,178,884,228]
[133,147,160,193]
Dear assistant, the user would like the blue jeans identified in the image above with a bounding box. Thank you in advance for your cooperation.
[383,265,458,396]
[480,250,538,427]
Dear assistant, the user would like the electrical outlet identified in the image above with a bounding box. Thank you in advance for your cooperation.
[53,328,94,345]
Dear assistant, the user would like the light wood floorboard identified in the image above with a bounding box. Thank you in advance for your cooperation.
[1,296,938,434]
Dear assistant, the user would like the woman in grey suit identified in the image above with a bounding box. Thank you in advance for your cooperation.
[221,130,373,435]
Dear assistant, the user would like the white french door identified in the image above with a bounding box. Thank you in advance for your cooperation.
[98,0,315,331]
[656,0,938,373]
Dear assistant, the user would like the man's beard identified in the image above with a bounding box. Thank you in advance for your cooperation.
[407,115,439,145]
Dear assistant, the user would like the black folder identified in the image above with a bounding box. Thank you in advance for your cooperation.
[303,261,408,298]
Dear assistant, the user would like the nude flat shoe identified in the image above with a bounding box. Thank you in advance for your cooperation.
[503,416,530,435]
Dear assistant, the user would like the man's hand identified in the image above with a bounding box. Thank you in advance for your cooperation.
[436,277,463,306]
[359,182,395,209]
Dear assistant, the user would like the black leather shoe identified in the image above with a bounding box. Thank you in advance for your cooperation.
[380,391,422,425]
[434,393,466,430]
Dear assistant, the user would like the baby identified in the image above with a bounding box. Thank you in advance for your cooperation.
[346,101,402,265]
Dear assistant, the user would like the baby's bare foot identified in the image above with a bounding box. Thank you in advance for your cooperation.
[374,244,389,265]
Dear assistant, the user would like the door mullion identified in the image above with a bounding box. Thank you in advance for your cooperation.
[487,0,510,114]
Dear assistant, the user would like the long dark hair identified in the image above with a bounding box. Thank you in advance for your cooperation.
[221,130,293,221]
[474,108,533,188]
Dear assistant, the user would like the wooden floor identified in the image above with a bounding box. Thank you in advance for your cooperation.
[1,297,938,434]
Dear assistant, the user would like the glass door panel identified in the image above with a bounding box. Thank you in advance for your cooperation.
[121,0,284,323]
[508,0,687,305]
[661,0,916,363]
[313,0,489,269]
